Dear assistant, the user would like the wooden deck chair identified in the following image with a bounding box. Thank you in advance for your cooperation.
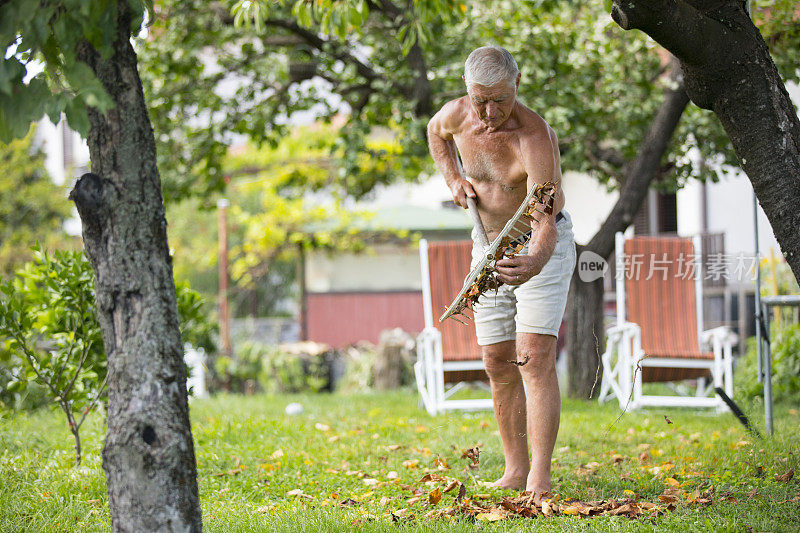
[598,232,737,409]
[415,239,492,415]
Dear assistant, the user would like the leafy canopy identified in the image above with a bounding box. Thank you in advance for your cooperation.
[0,0,155,142]
[136,0,800,205]
[138,0,466,201]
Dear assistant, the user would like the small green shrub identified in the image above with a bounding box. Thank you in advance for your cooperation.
[212,341,266,394]
[336,344,378,393]
[0,246,217,464]
[0,247,106,465]
[735,322,800,404]
[212,341,338,394]
[262,345,333,394]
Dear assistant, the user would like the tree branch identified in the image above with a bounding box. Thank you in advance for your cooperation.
[587,58,689,257]
[77,373,108,429]
[264,18,383,83]
[611,0,728,66]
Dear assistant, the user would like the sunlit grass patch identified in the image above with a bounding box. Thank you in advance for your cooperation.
[1,391,798,531]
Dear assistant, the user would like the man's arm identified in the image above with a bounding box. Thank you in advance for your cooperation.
[494,125,561,285]
[427,101,475,208]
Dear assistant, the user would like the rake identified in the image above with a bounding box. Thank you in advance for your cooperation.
[439,180,559,323]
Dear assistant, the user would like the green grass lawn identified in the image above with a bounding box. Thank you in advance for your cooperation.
[1,390,798,532]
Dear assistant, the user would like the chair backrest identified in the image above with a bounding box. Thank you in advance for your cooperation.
[619,235,706,359]
[422,240,483,362]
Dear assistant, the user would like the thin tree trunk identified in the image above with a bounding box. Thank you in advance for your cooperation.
[566,59,689,398]
[70,423,82,467]
[69,2,202,531]
[611,0,800,282]
[63,404,82,466]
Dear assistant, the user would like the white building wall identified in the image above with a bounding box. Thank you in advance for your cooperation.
[561,171,618,245]
[34,118,90,186]
[34,118,91,235]
[306,244,422,293]
[677,81,799,259]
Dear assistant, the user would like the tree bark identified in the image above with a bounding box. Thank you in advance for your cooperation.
[69,2,202,531]
[565,59,689,398]
[611,0,800,282]
[565,259,605,398]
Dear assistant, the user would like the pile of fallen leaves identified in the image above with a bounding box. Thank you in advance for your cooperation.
[274,442,723,524]
[383,473,714,523]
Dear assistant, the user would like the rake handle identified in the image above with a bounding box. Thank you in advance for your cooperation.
[466,196,489,249]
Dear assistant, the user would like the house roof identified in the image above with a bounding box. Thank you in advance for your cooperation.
[360,205,472,232]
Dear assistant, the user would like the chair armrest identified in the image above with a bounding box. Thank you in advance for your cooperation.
[607,321,641,337]
[603,321,642,356]
[701,326,738,349]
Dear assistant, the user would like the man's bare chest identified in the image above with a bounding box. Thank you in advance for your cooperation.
[453,131,525,185]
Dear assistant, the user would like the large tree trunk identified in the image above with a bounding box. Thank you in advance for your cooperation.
[566,262,605,398]
[566,59,689,397]
[611,0,800,283]
[69,3,202,531]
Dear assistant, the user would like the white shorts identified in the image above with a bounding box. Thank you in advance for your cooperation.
[471,211,576,345]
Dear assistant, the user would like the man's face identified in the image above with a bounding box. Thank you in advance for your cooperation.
[466,75,519,130]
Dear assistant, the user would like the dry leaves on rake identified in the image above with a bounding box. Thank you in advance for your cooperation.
[446,181,558,321]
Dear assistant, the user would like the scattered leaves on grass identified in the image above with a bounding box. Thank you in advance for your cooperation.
[456,483,467,502]
[214,464,245,477]
[775,468,794,482]
[433,456,450,470]
[461,445,481,469]
[443,480,459,494]
[286,488,312,499]
[476,508,508,521]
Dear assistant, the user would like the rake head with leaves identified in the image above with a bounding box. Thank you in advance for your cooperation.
[440,180,559,323]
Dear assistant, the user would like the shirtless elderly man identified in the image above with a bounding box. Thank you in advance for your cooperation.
[427,45,576,496]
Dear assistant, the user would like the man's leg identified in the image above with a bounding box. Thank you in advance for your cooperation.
[483,340,528,489]
[516,332,560,497]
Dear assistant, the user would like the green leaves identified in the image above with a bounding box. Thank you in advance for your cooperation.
[0,0,136,143]
[0,244,216,432]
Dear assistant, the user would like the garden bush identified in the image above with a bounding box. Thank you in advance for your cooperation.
[212,341,340,394]
[735,322,800,404]
[0,246,217,463]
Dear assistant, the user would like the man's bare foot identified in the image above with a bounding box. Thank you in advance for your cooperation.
[525,482,552,504]
[489,472,527,490]
[526,467,552,500]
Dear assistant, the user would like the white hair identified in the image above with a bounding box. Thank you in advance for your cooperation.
[464,46,519,89]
